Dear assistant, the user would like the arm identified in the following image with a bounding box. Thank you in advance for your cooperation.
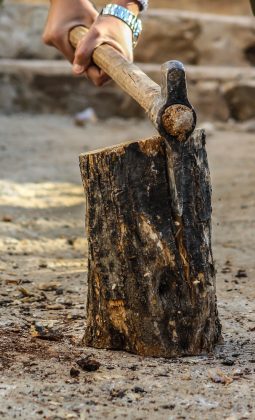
[43,0,144,86]
[250,0,255,15]
[43,0,98,63]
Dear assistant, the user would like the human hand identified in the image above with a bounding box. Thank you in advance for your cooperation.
[72,14,134,86]
[43,0,139,86]
[43,0,98,63]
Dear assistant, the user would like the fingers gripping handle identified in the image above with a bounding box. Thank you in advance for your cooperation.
[69,26,196,141]
[70,26,161,117]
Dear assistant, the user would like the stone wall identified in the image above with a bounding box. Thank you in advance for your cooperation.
[6,0,252,15]
[1,5,255,68]
[0,4,62,60]
[137,11,255,67]
[1,1,254,122]
[1,60,254,123]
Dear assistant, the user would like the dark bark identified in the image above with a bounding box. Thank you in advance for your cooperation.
[79,129,222,358]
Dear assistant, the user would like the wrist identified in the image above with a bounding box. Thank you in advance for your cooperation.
[100,4,142,47]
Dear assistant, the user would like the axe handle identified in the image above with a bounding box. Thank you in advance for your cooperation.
[69,26,196,142]
[69,26,161,120]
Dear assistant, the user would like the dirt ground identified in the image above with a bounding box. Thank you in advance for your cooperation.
[0,114,254,420]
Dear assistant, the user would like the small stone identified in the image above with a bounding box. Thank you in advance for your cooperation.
[70,367,80,378]
[221,267,231,274]
[38,262,48,269]
[77,356,100,372]
[19,287,33,297]
[30,323,63,341]
[221,359,235,366]
[2,215,13,223]
[38,281,61,291]
[127,365,138,371]
[110,389,126,399]
[46,304,65,310]
[74,108,98,126]
[66,313,84,320]
[208,369,233,385]
[55,288,64,295]
[132,386,147,394]
[161,404,175,410]
[235,269,247,278]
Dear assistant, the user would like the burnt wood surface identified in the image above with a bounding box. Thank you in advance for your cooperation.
[79,129,222,358]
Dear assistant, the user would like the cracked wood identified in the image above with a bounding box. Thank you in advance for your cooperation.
[79,129,222,358]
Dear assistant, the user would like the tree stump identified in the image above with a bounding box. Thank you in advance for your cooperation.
[79,129,222,358]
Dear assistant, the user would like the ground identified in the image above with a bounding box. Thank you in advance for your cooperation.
[0,114,254,420]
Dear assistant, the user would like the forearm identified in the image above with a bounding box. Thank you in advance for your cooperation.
[44,0,99,62]
[251,0,255,15]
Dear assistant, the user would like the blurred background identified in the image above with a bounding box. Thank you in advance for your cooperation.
[0,0,254,124]
[1,3,255,418]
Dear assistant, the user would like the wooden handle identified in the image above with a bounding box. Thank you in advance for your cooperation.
[69,26,196,141]
[70,27,160,117]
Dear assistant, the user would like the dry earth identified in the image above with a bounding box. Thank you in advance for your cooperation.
[0,114,254,419]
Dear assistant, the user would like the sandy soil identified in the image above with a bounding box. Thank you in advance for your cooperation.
[0,114,254,420]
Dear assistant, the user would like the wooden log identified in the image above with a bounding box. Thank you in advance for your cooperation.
[79,129,222,358]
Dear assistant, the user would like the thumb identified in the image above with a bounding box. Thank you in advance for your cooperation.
[72,40,87,74]
[72,32,101,75]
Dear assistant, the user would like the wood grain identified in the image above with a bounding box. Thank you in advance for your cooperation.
[79,130,222,357]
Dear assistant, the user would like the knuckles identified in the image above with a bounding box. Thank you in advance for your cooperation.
[42,31,51,46]
[43,20,111,87]
[42,27,62,46]
[75,49,88,63]
[94,78,104,87]
[94,76,110,87]
[91,26,102,38]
